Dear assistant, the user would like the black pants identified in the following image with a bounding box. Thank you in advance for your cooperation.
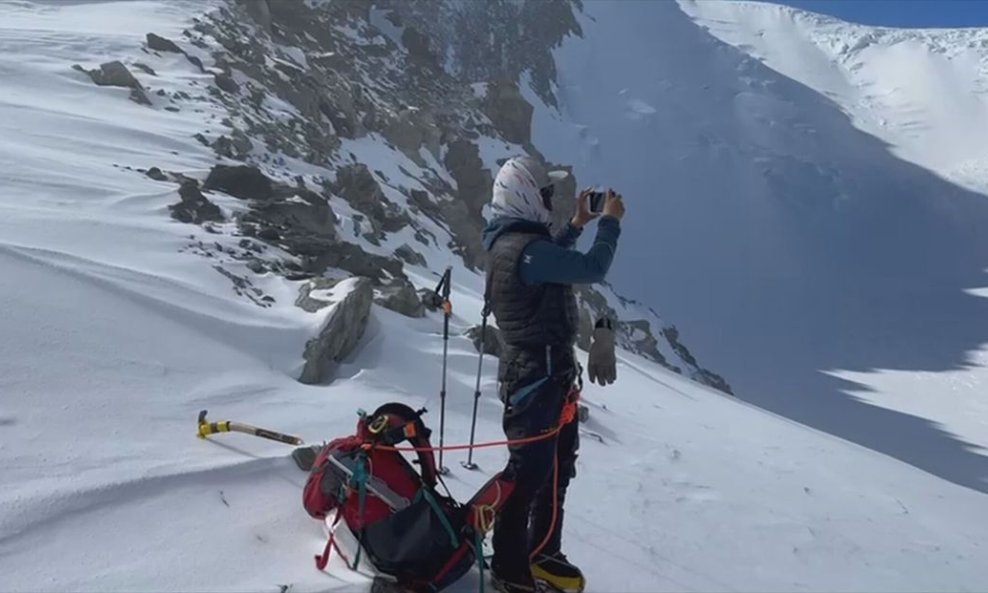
[491,347,579,581]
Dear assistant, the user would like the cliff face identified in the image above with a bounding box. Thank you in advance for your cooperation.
[155,0,730,392]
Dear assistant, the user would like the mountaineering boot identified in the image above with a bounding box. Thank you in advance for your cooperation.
[531,552,585,593]
[491,557,541,593]
[490,573,541,593]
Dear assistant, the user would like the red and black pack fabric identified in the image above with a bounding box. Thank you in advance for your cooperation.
[302,403,477,593]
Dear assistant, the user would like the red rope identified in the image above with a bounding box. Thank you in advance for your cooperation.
[372,395,579,454]
[530,441,560,560]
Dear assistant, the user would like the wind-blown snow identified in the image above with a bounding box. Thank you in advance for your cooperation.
[681,0,988,194]
[2,1,988,592]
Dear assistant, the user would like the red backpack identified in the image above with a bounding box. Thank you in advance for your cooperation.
[303,403,511,592]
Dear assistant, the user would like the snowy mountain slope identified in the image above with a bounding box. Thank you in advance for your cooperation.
[681,0,988,194]
[5,239,988,593]
[522,0,988,493]
[2,1,988,592]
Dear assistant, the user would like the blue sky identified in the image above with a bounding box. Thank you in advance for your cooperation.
[770,0,988,28]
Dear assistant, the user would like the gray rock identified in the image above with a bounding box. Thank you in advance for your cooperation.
[619,319,667,366]
[374,277,425,318]
[82,61,151,105]
[203,164,274,200]
[299,277,373,384]
[146,167,167,181]
[295,277,341,313]
[186,55,206,72]
[401,26,437,64]
[231,129,253,156]
[381,109,442,162]
[483,79,533,145]
[147,33,182,53]
[257,227,280,241]
[331,163,411,235]
[382,110,424,160]
[247,192,337,242]
[169,179,224,224]
[215,72,240,94]
[306,242,403,281]
[240,0,272,32]
[132,62,157,76]
[444,139,491,212]
[212,136,235,158]
[395,244,427,267]
[464,323,503,358]
[418,287,442,312]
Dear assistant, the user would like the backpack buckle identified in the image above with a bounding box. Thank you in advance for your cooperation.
[368,414,389,435]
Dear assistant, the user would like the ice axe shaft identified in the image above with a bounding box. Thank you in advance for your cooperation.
[197,409,304,446]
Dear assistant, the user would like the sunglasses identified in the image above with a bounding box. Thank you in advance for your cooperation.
[539,184,554,211]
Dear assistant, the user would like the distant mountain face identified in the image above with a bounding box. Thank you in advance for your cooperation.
[506,0,988,488]
[145,0,731,392]
[681,0,988,194]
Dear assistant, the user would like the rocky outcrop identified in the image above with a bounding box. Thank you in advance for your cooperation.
[299,277,373,384]
[374,277,425,318]
[240,0,272,32]
[331,164,411,241]
[146,167,168,181]
[214,72,240,94]
[306,242,404,282]
[663,326,734,394]
[74,61,151,105]
[395,244,427,267]
[382,108,442,163]
[146,33,182,53]
[465,323,503,358]
[482,80,532,145]
[169,180,224,224]
[619,319,668,367]
[295,277,342,313]
[170,0,731,396]
[203,165,274,200]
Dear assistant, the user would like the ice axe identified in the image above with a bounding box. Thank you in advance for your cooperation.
[197,409,305,446]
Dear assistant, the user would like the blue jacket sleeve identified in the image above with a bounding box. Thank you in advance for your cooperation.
[519,216,621,285]
[552,222,582,248]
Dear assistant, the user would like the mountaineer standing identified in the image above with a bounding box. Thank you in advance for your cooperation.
[481,155,624,593]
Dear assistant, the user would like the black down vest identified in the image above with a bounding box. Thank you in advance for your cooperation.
[487,231,579,349]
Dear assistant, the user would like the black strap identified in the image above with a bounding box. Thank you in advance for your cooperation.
[434,267,452,300]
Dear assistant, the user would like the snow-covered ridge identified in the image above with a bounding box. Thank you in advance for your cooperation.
[2,1,988,591]
[680,0,988,193]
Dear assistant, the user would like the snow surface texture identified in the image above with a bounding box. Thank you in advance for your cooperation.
[524,0,988,494]
[2,1,988,592]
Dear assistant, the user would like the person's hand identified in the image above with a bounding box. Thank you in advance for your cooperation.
[588,323,617,386]
[602,189,625,221]
[571,188,601,229]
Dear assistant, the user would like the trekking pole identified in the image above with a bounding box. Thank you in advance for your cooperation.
[436,266,453,475]
[461,308,489,470]
[196,409,305,445]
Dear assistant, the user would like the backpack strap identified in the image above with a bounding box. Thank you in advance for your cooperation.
[364,403,439,488]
